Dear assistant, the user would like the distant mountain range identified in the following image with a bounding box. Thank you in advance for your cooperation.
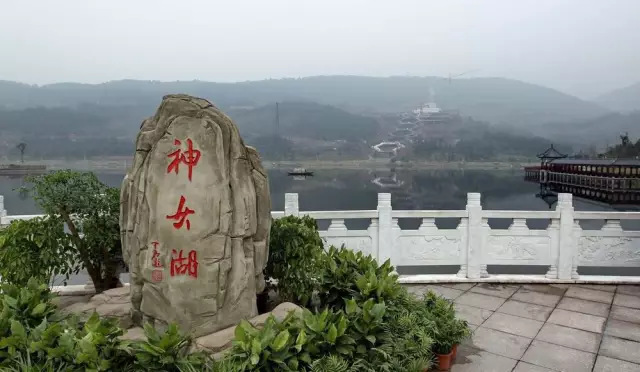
[5,75,640,159]
[595,82,640,112]
[0,76,610,127]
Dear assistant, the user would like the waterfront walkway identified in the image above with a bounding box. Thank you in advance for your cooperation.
[406,283,640,372]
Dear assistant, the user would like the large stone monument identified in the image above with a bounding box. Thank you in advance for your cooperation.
[120,94,271,337]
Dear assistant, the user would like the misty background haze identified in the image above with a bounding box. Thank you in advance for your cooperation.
[1,0,640,98]
[1,0,640,163]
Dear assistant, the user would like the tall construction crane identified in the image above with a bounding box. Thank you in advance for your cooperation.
[447,69,480,84]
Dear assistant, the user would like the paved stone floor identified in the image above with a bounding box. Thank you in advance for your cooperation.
[405,283,640,372]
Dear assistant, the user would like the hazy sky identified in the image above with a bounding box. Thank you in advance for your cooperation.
[1,0,639,98]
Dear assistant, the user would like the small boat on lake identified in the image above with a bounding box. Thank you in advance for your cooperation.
[287,167,314,177]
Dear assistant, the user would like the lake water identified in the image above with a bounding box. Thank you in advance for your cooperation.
[2,169,639,283]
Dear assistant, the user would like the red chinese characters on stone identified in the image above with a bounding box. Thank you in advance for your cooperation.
[151,241,162,268]
[166,196,195,230]
[170,249,198,278]
[167,138,201,181]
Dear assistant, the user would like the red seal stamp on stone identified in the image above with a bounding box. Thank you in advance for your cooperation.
[152,269,163,282]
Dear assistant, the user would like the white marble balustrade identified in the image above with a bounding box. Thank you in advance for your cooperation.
[2,192,640,284]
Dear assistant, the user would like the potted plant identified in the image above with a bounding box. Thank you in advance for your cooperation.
[451,318,472,360]
[432,319,456,370]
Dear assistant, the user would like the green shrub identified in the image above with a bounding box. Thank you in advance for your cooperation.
[0,217,78,287]
[266,215,324,306]
[223,298,389,372]
[0,278,61,332]
[0,279,216,371]
[125,323,214,372]
[27,170,123,293]
[423,291,471,355]
[223,313,305,371]
[317,246,401,310]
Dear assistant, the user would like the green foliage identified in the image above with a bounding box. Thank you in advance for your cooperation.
[224,299,390,372]
[266,215,324,306]
[0,280,217,371]
[0,279,60,333]
[26,170,123,293]
[318,246,401,310]
[224,313,304,371]
[0,216,78,286]
[126,323,214,372]
[422,291,471,354]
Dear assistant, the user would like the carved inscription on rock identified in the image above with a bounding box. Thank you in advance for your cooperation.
[120,95,271,338]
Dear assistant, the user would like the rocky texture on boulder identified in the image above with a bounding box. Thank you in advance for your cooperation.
[120,95,271,337]
[60,287,133,329]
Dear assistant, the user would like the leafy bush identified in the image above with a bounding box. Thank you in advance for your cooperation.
[266,215,324,306]
[223,298,389,372]
[26,170,124,293]
[126,323,214,372]
[0,216,78,286]
[423,291,471,355]
[317,246,401,310]
[223,313,305,371]
[0,279,215,372]
[0,278,60,332]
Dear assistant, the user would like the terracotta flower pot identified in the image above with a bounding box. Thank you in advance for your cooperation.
[452,344,459,360]
[436,350,454,370]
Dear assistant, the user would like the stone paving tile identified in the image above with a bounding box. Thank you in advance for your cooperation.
[441,283,476,291]
[424,285,466,300]
[496,300,553,322]
[466,326,531,359]
[521,284,567,296]
[450,346,518,372]
[469,283,519,299]
[600,336,640,365]
[611,306,640,325]
[405,284,465,300]
[615,293,640,309]
[535,322,601,353]
[605,319,640,343]
[511,288,561,307]
[454,292,506,311]
[547,308,606,333]
[521,340,596,372]
[566,286,615,304]
[557,296,610,317]
[454,303,493,326]
[512,362,558,372]
[593,355,640,372]
[618,285,640,297]
[576,284,617,293]
[482,313,544,338]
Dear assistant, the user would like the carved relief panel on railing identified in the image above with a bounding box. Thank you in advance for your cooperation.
[485,218,552,264]
[578,219,640,266]
[395,217,463,266]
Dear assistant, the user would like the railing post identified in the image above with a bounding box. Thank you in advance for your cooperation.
[284,193,299,217]
[377,193,393,265]
[466,193,484,279]
[0,194,6,218]
[556,193,578,280]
